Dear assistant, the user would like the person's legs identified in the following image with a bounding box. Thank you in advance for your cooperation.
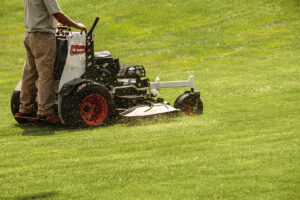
[19,33,38,114]
[30,33,57,116]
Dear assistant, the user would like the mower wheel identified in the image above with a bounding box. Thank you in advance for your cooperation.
[11,91,28,124]
[174,93,203,115]
[61,82,115,127]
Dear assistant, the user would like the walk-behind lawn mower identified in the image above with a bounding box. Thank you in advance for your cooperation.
[11,18,203,127]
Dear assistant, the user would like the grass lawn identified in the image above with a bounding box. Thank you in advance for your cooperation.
[0,0,299,199]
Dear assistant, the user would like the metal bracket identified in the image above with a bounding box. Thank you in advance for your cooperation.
[150,76,195,90]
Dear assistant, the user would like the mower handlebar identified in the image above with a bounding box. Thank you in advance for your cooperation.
[88,17,100,35]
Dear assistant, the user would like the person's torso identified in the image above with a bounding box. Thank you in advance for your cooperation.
[24,0,59,34]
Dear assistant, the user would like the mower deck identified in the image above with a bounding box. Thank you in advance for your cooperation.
[120,103,179,117]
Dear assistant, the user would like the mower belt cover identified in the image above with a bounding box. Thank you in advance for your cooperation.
[120,103,179,117]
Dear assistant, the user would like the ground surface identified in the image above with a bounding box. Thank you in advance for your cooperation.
[0,0,299,199]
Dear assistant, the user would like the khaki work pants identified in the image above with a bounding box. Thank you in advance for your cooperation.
[20,32,56,116]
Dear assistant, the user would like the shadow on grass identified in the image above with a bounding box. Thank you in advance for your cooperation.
[14,191,58,200]
[15,112,184,136]
[16,122,75,136]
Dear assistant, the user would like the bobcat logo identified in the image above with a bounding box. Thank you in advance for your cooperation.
[70,45,86,56]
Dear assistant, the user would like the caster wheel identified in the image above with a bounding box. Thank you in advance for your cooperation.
[174,92,203,115]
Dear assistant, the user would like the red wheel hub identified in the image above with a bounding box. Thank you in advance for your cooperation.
[185,99,199,115]
[80,94,108,126]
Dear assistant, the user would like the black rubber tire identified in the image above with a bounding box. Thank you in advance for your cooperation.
[174,93,203,115]
[61,82,115,127]
[11,91,28,124]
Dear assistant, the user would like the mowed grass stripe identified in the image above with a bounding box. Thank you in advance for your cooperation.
[0,0,299,199]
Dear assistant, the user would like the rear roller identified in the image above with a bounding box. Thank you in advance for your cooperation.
[11,91,31,124]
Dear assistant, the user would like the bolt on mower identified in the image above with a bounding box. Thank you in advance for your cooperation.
[11,17,203,127]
